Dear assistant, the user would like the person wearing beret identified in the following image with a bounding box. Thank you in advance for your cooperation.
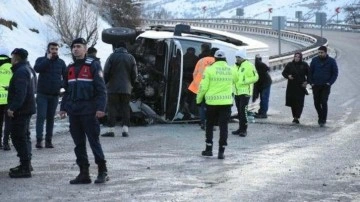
[59,38,109,184]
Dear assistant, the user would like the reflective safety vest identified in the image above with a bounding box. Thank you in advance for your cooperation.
[188,56,215,94]
[233,60,259,96]
[0,57,12,105]
[196,60,235,106]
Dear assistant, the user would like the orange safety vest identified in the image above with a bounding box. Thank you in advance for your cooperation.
[188,56,215,94]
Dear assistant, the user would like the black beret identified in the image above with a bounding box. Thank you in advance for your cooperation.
[11,48,28,60]
[71,38,87,48]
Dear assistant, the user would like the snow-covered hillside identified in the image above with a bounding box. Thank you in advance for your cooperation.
[142,0,357,22]
[0,0,112,66]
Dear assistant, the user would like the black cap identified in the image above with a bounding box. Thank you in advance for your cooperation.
[11,48,28,60]
[87,47,97,54]
[71,38,87,48]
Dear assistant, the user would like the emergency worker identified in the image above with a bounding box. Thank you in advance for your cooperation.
[59,38,109,184]
[0,47,12,151]
[232,49,259,137]
[189,47,218,130]
[196,50,235,159]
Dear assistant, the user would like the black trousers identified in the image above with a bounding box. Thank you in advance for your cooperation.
[205,105,231,147]
[10,115,32,163]
[69,114,106,166]
[107,93,130,127]
[234,95,250,132]
[291,104,304,119]
[312,84,331,123]
[0,104,11,143]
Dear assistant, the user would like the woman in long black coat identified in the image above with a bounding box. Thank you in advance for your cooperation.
[282,52,309,124]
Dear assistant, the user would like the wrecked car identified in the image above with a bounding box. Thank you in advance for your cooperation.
[101,24,269,124]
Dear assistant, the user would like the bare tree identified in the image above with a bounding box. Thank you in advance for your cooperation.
[100,0,141,28]
[50,0,99,47]
[344,2,360,25]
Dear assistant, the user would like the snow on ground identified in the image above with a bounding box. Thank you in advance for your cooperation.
[0,0,113,66]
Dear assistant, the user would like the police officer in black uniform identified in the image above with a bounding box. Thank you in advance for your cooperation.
[59,38,109,184]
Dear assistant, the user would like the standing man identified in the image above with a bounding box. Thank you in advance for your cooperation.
[34,42,66,148]
[0,47,12,151]
[7,48,36,178]
[308,46,338,127]
[59,38,109,184]
[87,46,100,64]
[189,47,218,130]
[197,50,235,159]
[101,42,138,138]
[253,54,272,118]
[232,49,259,137]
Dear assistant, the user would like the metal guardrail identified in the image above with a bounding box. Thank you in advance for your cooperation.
[168,18,360,32]
[141,19,328,70]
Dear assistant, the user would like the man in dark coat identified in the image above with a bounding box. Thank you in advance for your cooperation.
[282,52,309,124]
[101,42,138,137]
[253,54,272,118]
[308,46,338,127]
[7,48,36,178]
[34,42,66,148]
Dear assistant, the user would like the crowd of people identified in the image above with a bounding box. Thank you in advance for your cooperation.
[0,38,338,182]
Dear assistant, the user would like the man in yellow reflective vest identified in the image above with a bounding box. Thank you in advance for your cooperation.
[232,49,259,137]
[196,50,236,159]
[0,47,12,150]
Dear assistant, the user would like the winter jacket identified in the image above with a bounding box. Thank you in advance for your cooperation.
[188,56,215,94]
[254,59,272,89]
[233,60,259,96]
[7,61,36,116]
[196,60,235,106]
[34,54,66,95]
[104,47,138,95]
[0,55,12,105]
[282,60,309,107]
[60,57,106,115]
[309,55,338,86]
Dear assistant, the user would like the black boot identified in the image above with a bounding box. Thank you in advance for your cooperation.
[94,163,109,184]
[0,138,2,149]
[10,162,33,172]
[45,139,54,148]
[232,129,240,135]
[70,165,92,184]
[35,139,43,149]
[201,144,213,156]
[9,161,32,178]
[218,146,225,159]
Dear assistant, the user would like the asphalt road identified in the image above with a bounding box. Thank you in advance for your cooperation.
[0,30,359,202]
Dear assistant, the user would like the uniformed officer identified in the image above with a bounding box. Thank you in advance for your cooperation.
[196,50,235,159]
[59,38,109,184]
[232,49,259,137]
[0,47,12,151]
